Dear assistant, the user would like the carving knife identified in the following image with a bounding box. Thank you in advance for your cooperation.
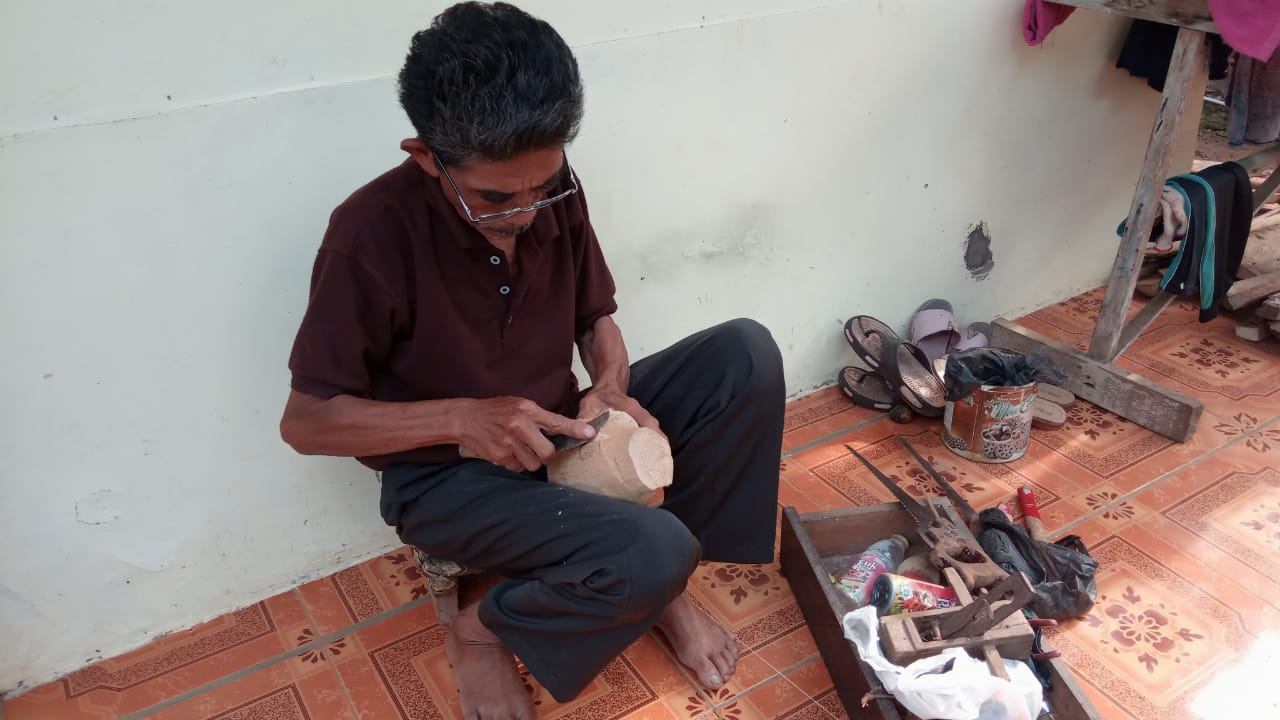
[548,410,610,452]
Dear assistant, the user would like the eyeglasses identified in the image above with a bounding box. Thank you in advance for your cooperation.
[434,152,579,225]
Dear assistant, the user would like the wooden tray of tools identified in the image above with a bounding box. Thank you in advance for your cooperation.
[779,501,1101,720]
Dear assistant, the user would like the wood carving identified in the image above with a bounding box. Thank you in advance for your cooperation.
[546,410,673,505]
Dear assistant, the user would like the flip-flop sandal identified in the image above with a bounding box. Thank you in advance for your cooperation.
[880,335,947,418]
[1037,384,1075,407]
[910,299,961,363]
[952,322,991,352]
[843,316,896,370]
[837,367,894,411]
[1032,397,1067,429]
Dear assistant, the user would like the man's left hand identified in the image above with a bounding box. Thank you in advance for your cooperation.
[578,385,666,442]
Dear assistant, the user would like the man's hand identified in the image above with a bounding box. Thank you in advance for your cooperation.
[456,397,597,472]
[577,385,665,441]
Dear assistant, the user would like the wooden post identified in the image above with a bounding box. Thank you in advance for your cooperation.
[1089,28,1209,363]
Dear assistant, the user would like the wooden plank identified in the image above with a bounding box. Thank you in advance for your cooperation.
[991,319,1203,441]
[1258,296,1280,320]
[1090,28,1210,363]
[1051,0,1216,31]
[1224,271,1280,310]
[1116,291,1177,356]
[780,507,901,720]
[1043,644,1106,720]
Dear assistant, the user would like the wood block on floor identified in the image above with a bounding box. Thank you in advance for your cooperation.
[1237,317,1272,342]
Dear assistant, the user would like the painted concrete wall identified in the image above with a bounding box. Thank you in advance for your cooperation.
[2,0,1180,693]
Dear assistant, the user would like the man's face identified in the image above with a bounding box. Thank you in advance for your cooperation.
[423,146,567,242]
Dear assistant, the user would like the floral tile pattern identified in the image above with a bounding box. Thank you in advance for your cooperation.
[4,591,314,720]
[9,287,1280,720]
[297,547,431,635]
[782,387,879,453]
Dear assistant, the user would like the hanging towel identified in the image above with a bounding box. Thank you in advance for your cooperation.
[1209,0,1280,62]
[1023,0,1075,46]
[1159,163,1253,321]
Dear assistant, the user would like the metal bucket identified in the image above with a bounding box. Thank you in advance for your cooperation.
[942,382,1037,464]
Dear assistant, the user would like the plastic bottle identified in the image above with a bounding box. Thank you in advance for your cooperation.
[834,535,908,607]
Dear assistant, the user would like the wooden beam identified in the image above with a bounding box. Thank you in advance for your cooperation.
[1050,0,1216,32]
[990,319,1203,442]
[1116,291,1178,356]
[1090,28,1209,363]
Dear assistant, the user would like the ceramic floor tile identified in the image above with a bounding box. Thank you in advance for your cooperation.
[297,547,431,635]
[1017,401,1221,495]
[1043,532,1257,719]
[793,423,1067,523]
[1124,441,1280,620]
[714,659,837,720]
[4,590,313,720]
[330,601,697,720]
[1117,319,1280,424]
[782,387,880,453]
[1021,286,1199,342]
[149,656,354,720]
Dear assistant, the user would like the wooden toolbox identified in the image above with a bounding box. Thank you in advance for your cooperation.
[779,502,1102,720]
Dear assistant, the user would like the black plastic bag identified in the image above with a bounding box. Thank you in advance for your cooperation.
[944,348,1067,401]
[975,508,1098,620]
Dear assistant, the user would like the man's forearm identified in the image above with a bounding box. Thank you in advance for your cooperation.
[280,390,466,457]
[578,315,631,393]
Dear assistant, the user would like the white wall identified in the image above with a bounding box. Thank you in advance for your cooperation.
[2,0,1175,693]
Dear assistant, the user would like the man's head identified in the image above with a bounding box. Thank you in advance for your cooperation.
[398,2,584,238]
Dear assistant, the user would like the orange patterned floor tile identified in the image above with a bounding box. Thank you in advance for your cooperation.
[329,601,700,720]
[1020,403,1190,490]
[1117,320,1280,424]
[1044,535,1253,719]
[1021,286,1200,342]
[793,424,1071,526]
[783,387,880,453]
[4,590,313,720]
[149,657,354,719]
[714,658,838,720]
[297,546,431,635]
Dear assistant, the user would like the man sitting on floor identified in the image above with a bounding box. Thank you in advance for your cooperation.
[279,3,785,718]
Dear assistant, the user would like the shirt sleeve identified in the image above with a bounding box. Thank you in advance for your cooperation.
[571,186,619,336]
[287,209,407,399]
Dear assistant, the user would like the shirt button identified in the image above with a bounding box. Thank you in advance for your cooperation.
[490,255,501,265]
[499,285,511,295]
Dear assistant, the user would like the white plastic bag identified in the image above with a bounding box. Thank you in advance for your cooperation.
[842,606,1042,720]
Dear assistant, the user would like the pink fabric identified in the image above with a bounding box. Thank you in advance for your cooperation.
[1023,0,1075,46]
[1210,0,1280,61]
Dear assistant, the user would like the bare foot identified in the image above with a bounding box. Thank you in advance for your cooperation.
[446,604,536,720]
[655,594,739,689]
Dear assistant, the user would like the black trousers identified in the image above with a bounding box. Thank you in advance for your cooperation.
[378,318,785,702]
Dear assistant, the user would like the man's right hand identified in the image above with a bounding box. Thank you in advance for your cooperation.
[455,397,597,472]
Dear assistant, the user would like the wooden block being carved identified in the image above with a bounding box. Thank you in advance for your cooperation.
[546,410,673,504]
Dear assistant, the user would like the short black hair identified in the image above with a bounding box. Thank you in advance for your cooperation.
[397,2,584,166]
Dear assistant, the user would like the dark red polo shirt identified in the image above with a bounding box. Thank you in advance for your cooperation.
[287,158,618,469]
